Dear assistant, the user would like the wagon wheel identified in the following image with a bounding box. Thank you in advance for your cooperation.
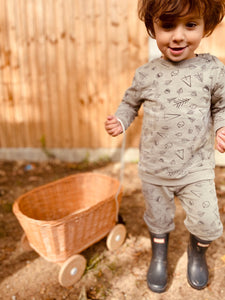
[106,224,126,251]
[58,254,87,287]
[21,233,33,252]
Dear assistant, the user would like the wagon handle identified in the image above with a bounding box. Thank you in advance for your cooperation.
[115,119,126,222]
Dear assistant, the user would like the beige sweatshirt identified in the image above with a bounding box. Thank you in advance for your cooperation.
[115,54,225,185]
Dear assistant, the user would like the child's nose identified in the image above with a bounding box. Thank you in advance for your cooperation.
[172,26,185,42]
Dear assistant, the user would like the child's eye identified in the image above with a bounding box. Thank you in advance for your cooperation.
[186,22,197,28]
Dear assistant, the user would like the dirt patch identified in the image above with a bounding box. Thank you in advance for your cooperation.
[0,160,225,300]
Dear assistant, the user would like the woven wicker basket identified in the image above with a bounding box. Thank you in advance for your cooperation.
[13,172,122,263]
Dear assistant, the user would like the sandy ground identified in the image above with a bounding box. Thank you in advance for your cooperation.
[0,160,225,300]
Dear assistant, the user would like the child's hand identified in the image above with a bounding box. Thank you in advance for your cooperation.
[104,115,123,137]
[216,127,225,153]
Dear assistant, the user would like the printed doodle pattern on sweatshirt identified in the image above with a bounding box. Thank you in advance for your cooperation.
[115,54,225,184]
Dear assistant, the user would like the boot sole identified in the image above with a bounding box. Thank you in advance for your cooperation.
[147,282,167,293]
[187,273,208,290]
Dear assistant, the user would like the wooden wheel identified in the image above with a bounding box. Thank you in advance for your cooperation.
[106,224,126,251]
[58,254,86,287]
[21,233,33,252]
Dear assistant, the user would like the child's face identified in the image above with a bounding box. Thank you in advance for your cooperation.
[153,11,205,62]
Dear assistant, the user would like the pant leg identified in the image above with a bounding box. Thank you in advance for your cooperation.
[176,179,223,241]
[142,181,176,234]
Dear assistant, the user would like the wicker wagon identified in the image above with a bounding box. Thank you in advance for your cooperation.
[13,172,126,287]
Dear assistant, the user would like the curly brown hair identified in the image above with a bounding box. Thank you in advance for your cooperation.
[138,0,225,38]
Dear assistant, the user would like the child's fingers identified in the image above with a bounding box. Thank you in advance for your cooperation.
[107,126,121,136]
[106,115,117,123]
[216,136,225,153]
[105,122,122,136]
[105,117,120,130]
[106,126,117,134]
[105,121,118,131]
[107,115,114,120]
[216,144,225,153]
[104,115,123,136]
[105,117,118,126]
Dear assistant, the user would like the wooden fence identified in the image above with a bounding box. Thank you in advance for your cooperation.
[0,0,148,152]
[0,0,225,159]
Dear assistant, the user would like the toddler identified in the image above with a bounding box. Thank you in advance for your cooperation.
[105,0,225,293]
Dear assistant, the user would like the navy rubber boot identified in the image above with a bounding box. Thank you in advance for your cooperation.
[187,234,211,290]
[147,232,169,293]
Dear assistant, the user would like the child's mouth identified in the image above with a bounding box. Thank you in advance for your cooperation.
[169,47,187,55]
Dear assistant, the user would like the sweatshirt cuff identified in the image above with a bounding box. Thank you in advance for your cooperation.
[116,118,125,134]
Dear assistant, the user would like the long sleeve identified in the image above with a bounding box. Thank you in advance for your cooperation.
[115,68,144,130]
[211,64,225,132]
